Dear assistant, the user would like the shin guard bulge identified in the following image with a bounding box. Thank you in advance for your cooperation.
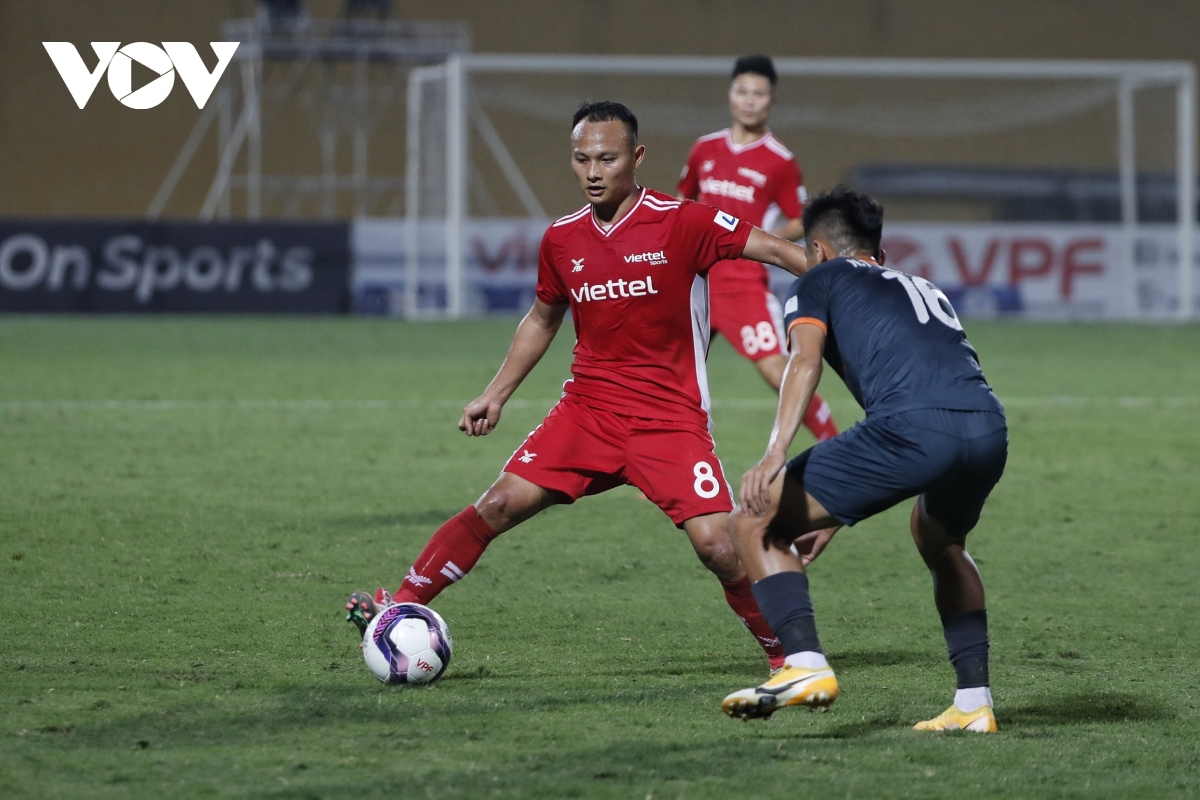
[393,505,500,605]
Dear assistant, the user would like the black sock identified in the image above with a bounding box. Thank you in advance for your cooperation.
[942,609,989,689]
[751,572,822,655]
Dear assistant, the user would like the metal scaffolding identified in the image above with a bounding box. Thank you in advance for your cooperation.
[148,16,470,221]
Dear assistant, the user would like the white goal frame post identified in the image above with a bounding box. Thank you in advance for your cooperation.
[407,55,1196,320]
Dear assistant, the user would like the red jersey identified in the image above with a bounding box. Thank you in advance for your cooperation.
[536,188,752,428]
[677,129,806,290]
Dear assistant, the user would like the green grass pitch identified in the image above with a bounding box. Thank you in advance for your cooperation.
[1,317,1198,798]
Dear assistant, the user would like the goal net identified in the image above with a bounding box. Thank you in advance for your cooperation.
[370,55,1196,320]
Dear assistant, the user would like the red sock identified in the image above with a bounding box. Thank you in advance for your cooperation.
[721,576,786,669]
[804,392,839,442]
[393,505,500,605]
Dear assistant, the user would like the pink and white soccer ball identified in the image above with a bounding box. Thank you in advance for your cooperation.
[362,602,453,685]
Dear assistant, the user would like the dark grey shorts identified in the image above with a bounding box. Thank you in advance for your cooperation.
[786,408,1008,537]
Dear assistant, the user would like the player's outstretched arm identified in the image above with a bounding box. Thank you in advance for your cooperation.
[459,299,568,437]
[740,227,808,277]
[741,322,826,516]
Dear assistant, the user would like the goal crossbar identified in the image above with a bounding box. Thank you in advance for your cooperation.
[462,55,1192,83]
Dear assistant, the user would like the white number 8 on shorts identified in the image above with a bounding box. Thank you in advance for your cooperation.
[740,321,778,356]
[693,461,721,499]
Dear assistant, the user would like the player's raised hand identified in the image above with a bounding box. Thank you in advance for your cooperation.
[740,451,786,518]
[459,395,503,436]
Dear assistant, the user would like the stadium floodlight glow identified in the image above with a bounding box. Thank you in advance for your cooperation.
[409,55,1195,321]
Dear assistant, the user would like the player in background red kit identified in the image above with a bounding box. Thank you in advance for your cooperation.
[678,55,838,443]
[347,101,813,673]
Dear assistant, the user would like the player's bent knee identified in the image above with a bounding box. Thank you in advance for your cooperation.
[694,534,739,577]
[910,501,968,562]
[754,355,786,390]
[685,515,741,577]
[475,487,538,532]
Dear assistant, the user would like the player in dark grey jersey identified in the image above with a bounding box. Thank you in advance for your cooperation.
[721,187,1008,733]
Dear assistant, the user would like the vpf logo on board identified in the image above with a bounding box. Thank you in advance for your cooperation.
[43,42,240,109]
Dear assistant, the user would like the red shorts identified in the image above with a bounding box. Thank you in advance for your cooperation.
[709,264,786,362]
[503,399,733,525]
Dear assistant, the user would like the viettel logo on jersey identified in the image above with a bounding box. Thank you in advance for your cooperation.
[43,42,239,109]
[570,276,660,303]
[700,177,755,203]
[623,250,668,266]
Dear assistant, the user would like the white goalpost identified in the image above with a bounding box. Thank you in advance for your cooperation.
[406,55,1196,320]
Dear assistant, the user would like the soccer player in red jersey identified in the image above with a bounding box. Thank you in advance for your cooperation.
[678,55,838,443]
[347,101,812,672]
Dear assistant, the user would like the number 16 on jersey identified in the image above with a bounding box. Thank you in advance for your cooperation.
[882,269,963,331]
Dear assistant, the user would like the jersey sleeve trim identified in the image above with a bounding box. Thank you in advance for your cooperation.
[764,137,794,160]
[787,317,827,335]
[552,205,591,228]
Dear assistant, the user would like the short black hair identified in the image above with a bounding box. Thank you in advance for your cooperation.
[732,55,777,86]
[572,101,638,143]
[802,186,885,259]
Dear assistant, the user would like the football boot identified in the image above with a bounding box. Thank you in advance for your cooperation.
[722,664,839,720]
[913,704,998,733]
[345,588,393,636]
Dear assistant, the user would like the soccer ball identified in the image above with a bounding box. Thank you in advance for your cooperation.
[361,602,452,685]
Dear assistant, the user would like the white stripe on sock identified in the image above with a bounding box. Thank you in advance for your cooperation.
[440,561,465,582]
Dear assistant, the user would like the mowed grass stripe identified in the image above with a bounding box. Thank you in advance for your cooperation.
[1,318,1198,799]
